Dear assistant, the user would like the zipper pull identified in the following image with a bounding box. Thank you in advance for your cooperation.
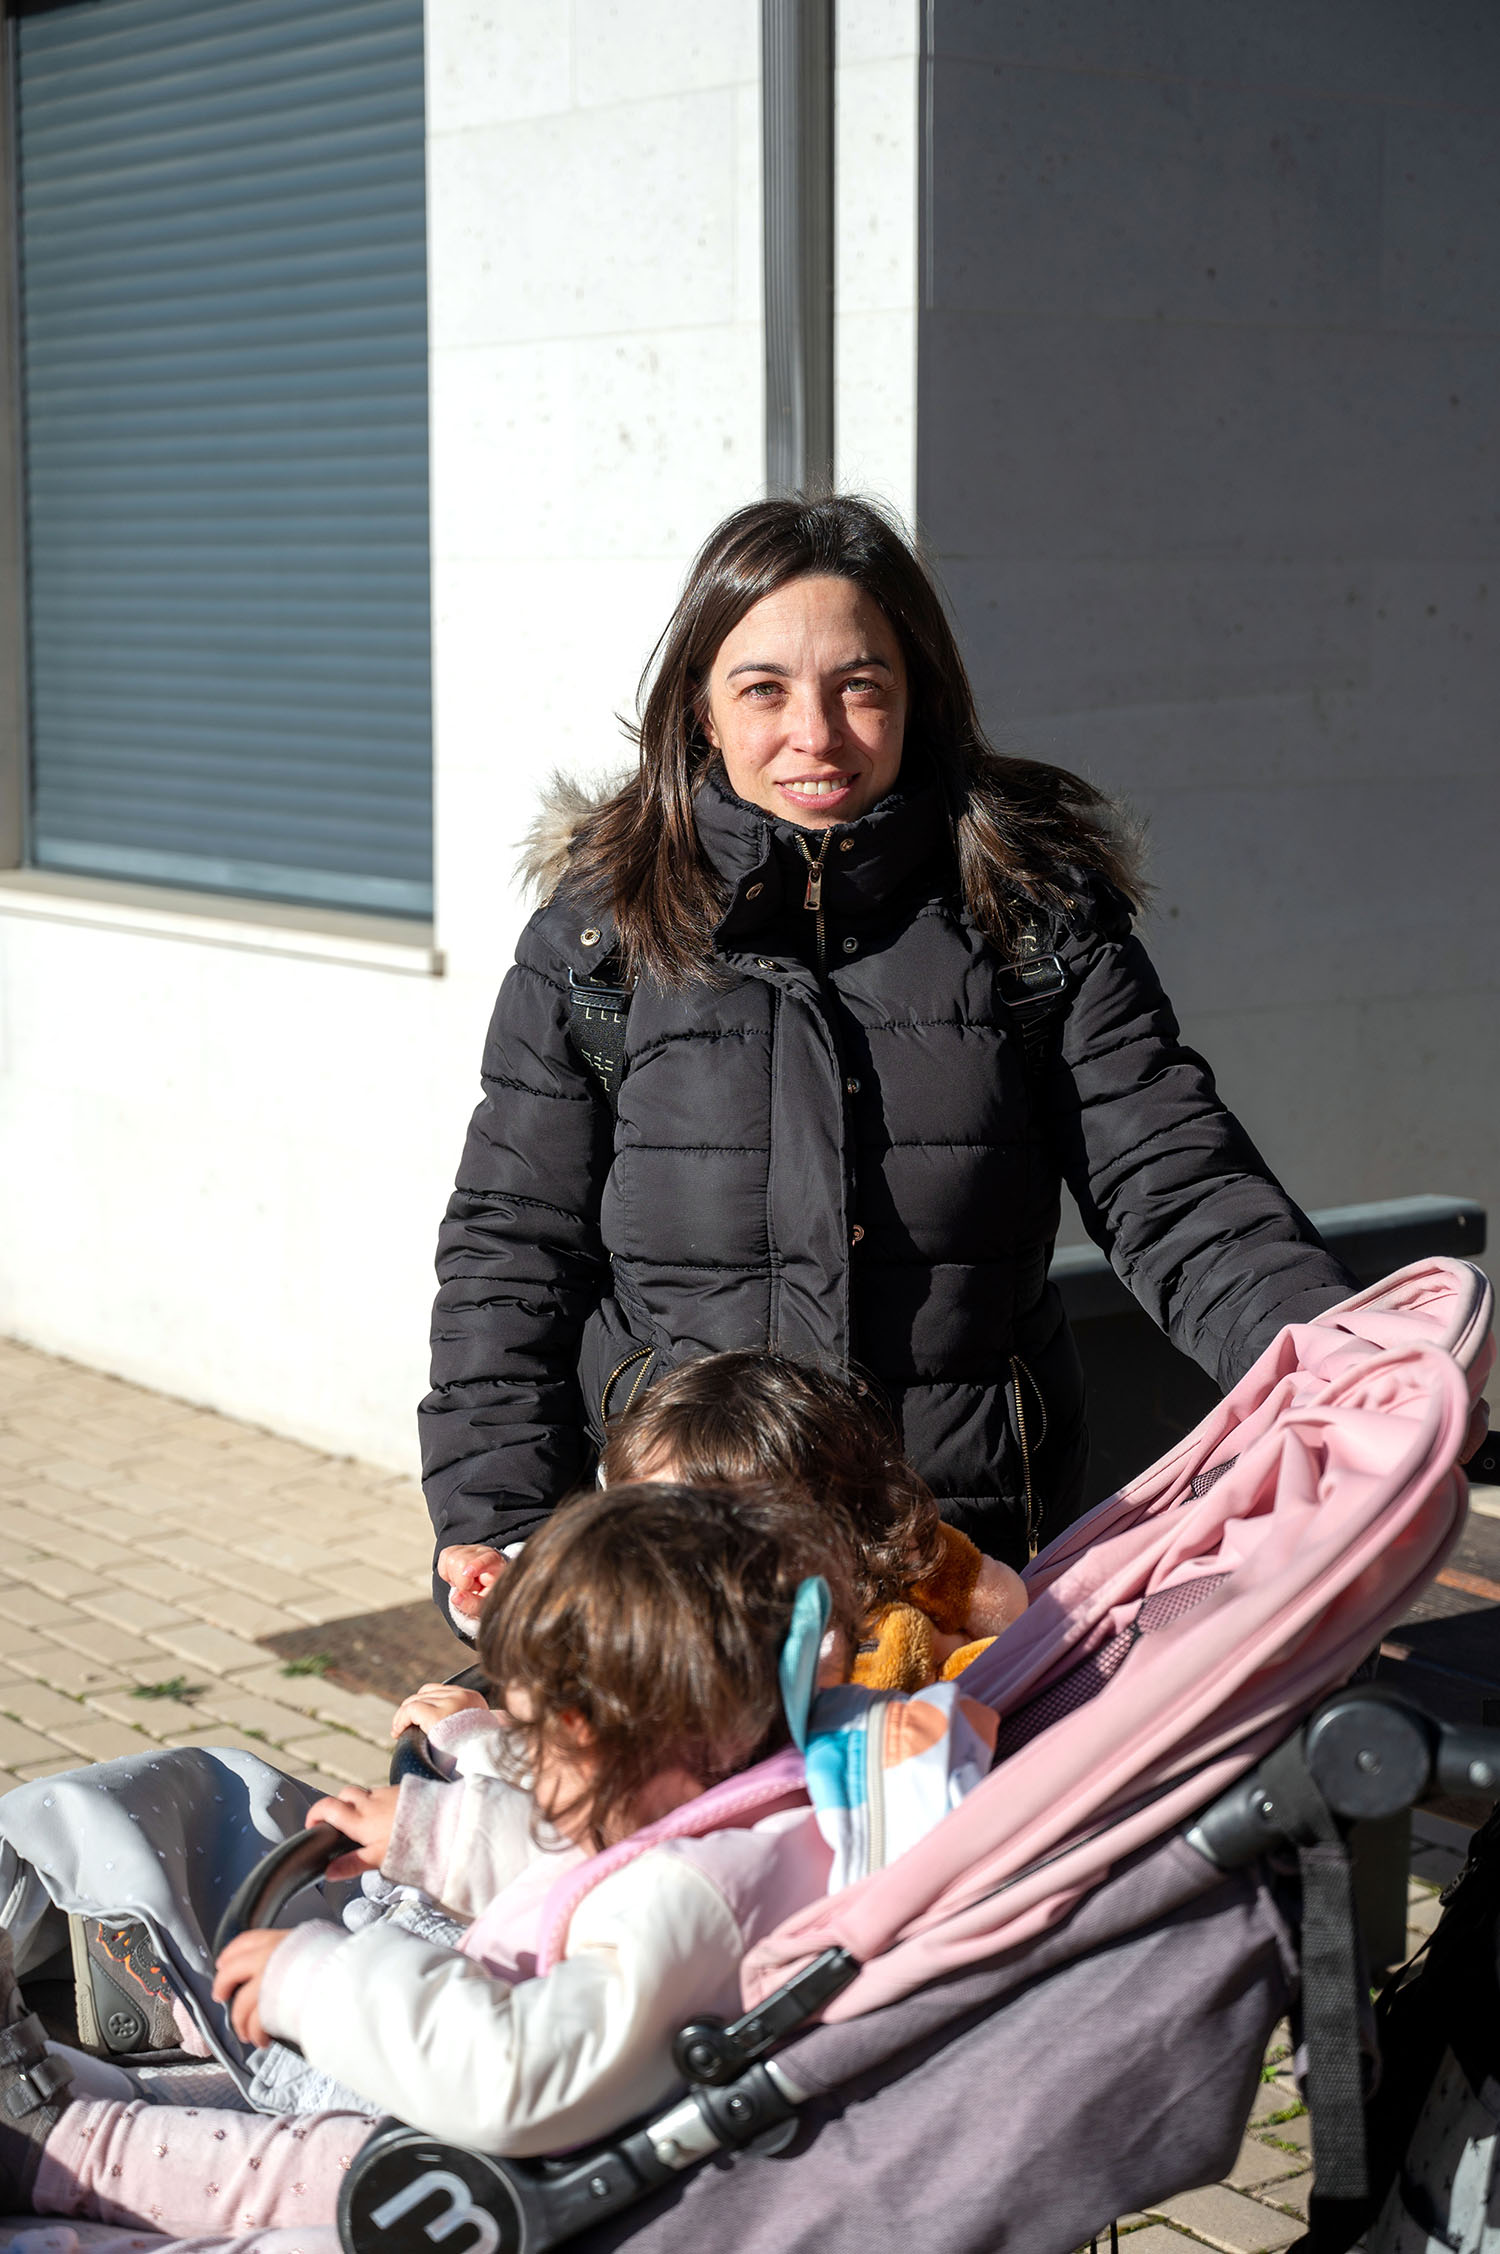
[797,829,832,913]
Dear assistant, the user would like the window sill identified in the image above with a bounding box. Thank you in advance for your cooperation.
[0,869,443,977]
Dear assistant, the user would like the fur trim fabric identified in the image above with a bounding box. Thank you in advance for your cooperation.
[517,767,633,903]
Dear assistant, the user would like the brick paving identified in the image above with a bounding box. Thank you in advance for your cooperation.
[0,1333,434,1794]
[0,1333,1479,2248]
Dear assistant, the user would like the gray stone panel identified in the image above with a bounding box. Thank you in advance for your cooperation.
[920,0,1500,1259]
[928,0,1500,112]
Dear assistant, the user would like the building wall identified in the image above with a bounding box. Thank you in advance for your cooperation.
[0,0,767,1471]
[919,1,1500,1257]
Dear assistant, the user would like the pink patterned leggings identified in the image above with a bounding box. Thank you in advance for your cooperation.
[34,2097,372,2240]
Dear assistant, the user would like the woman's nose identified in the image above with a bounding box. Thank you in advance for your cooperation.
[787,687,842,753]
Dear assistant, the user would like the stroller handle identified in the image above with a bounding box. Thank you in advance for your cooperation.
[212,1823,348,1957]
[212,1723,449,1959]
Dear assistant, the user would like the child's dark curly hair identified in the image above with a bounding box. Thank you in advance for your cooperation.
[477,1479,857,1851]
[600,1351,943,1618]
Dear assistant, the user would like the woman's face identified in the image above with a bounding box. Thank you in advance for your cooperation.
[702,574,907,829]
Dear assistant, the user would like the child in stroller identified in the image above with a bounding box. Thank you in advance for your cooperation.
[0,1477,995,2239]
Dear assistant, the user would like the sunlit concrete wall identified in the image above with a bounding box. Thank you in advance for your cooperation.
[918,2,1500,1262]
[0,0,766,1467]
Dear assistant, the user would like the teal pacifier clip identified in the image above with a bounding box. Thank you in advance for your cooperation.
[778,1575,832,1751]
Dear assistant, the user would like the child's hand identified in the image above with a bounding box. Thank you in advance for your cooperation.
[391,1683,490,1739]
[213,1929,290,2050]
[308,1783,403,1879]
[437,1544,508,1621]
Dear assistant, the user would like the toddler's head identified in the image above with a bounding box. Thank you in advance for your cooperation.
[477,1478,856,1849]
[600,1351,941,1616]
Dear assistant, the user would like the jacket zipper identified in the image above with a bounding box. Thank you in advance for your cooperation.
[600,1345,652,1428]
[795,830,833,976]
[1010,1353,1040,1557]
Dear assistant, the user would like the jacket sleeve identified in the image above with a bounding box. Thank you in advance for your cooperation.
[418,915,613,1561]
[259,1850,745,2157]
[1048,879,1356,1390]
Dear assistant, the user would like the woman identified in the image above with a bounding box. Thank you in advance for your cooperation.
[421,495,1353,1617]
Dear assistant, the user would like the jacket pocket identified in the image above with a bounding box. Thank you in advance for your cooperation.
[578,1298,656,1447]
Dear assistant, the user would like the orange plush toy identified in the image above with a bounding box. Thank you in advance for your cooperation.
[851,1523,1027,1691]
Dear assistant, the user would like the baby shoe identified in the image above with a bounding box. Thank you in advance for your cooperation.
[69,1916,182,2057]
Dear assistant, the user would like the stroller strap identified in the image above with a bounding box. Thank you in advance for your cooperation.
[1250,1732,1368,2204]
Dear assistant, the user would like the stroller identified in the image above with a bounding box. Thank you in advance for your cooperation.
[218,1258,1498,2254]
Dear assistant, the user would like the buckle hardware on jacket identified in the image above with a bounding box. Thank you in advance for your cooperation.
[995,953,1073,1081]
[567,964,632,1115]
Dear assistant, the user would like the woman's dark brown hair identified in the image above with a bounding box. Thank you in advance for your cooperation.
[562,493,1140,986]
[600,1350,942,1618]
[476,1479,856,1851]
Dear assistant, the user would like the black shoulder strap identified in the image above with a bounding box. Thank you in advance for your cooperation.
[996,919,1074,1082]
[567,962,632,1117]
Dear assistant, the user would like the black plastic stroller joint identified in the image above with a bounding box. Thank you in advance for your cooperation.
[1186,1685,1499,1869]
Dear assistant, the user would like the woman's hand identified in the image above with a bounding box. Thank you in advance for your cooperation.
[308,1783,403,1880]
[392,1683,490,1738]
[437,1544,508,1621]
[213,1929,290,2050]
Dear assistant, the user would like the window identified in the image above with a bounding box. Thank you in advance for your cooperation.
[15,0,432,917]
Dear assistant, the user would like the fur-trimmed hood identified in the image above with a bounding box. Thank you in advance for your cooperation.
[518,768,632,903]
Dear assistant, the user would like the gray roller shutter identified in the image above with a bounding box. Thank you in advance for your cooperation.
[16,0,432,918]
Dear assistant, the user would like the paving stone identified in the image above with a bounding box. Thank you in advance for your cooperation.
[1260,2174,1313,2220]
[0,1679,89,1733]
[0,1614,71,1661]
[193,1559,313,1610]
[298,1679,399,1744]
[307,1563,425,1612]
[190,1686,326,1744]
[12,1757,82,1781]
[283,1589,372,1626]
[1264,2113,1310,2152]
[1152,2187,1302,2251]
[188,1586,300,1641]
[1407,1893,1444,1938]
[9,1557,100,1604]
[165,1729,293,1763]
[109,1561,204,1608]
[8,1644,131,1697]
[1249,2083,1293,2126]
[0,1585,81,1631]
[88,1689,212,1740]
[233,1533,347,1578]
[145,1623,270,1676]
[44,1620,163,1669]
[280,1731,391,1788]
[42,1714,151,1763]
[0,1712,76,1768]
[1227,2140,1305,2190]
[1108,2232,1203,2253]
[74,1587,194,1636]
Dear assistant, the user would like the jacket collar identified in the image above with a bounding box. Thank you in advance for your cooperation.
[696,758,949,946]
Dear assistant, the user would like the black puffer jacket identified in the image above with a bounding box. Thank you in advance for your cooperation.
[420,766,1353,1568]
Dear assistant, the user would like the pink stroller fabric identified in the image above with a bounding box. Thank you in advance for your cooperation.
[742,1257,1493,2021]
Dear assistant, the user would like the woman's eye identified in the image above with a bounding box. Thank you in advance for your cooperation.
[844,677,880,695]
[743,681,782,699]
